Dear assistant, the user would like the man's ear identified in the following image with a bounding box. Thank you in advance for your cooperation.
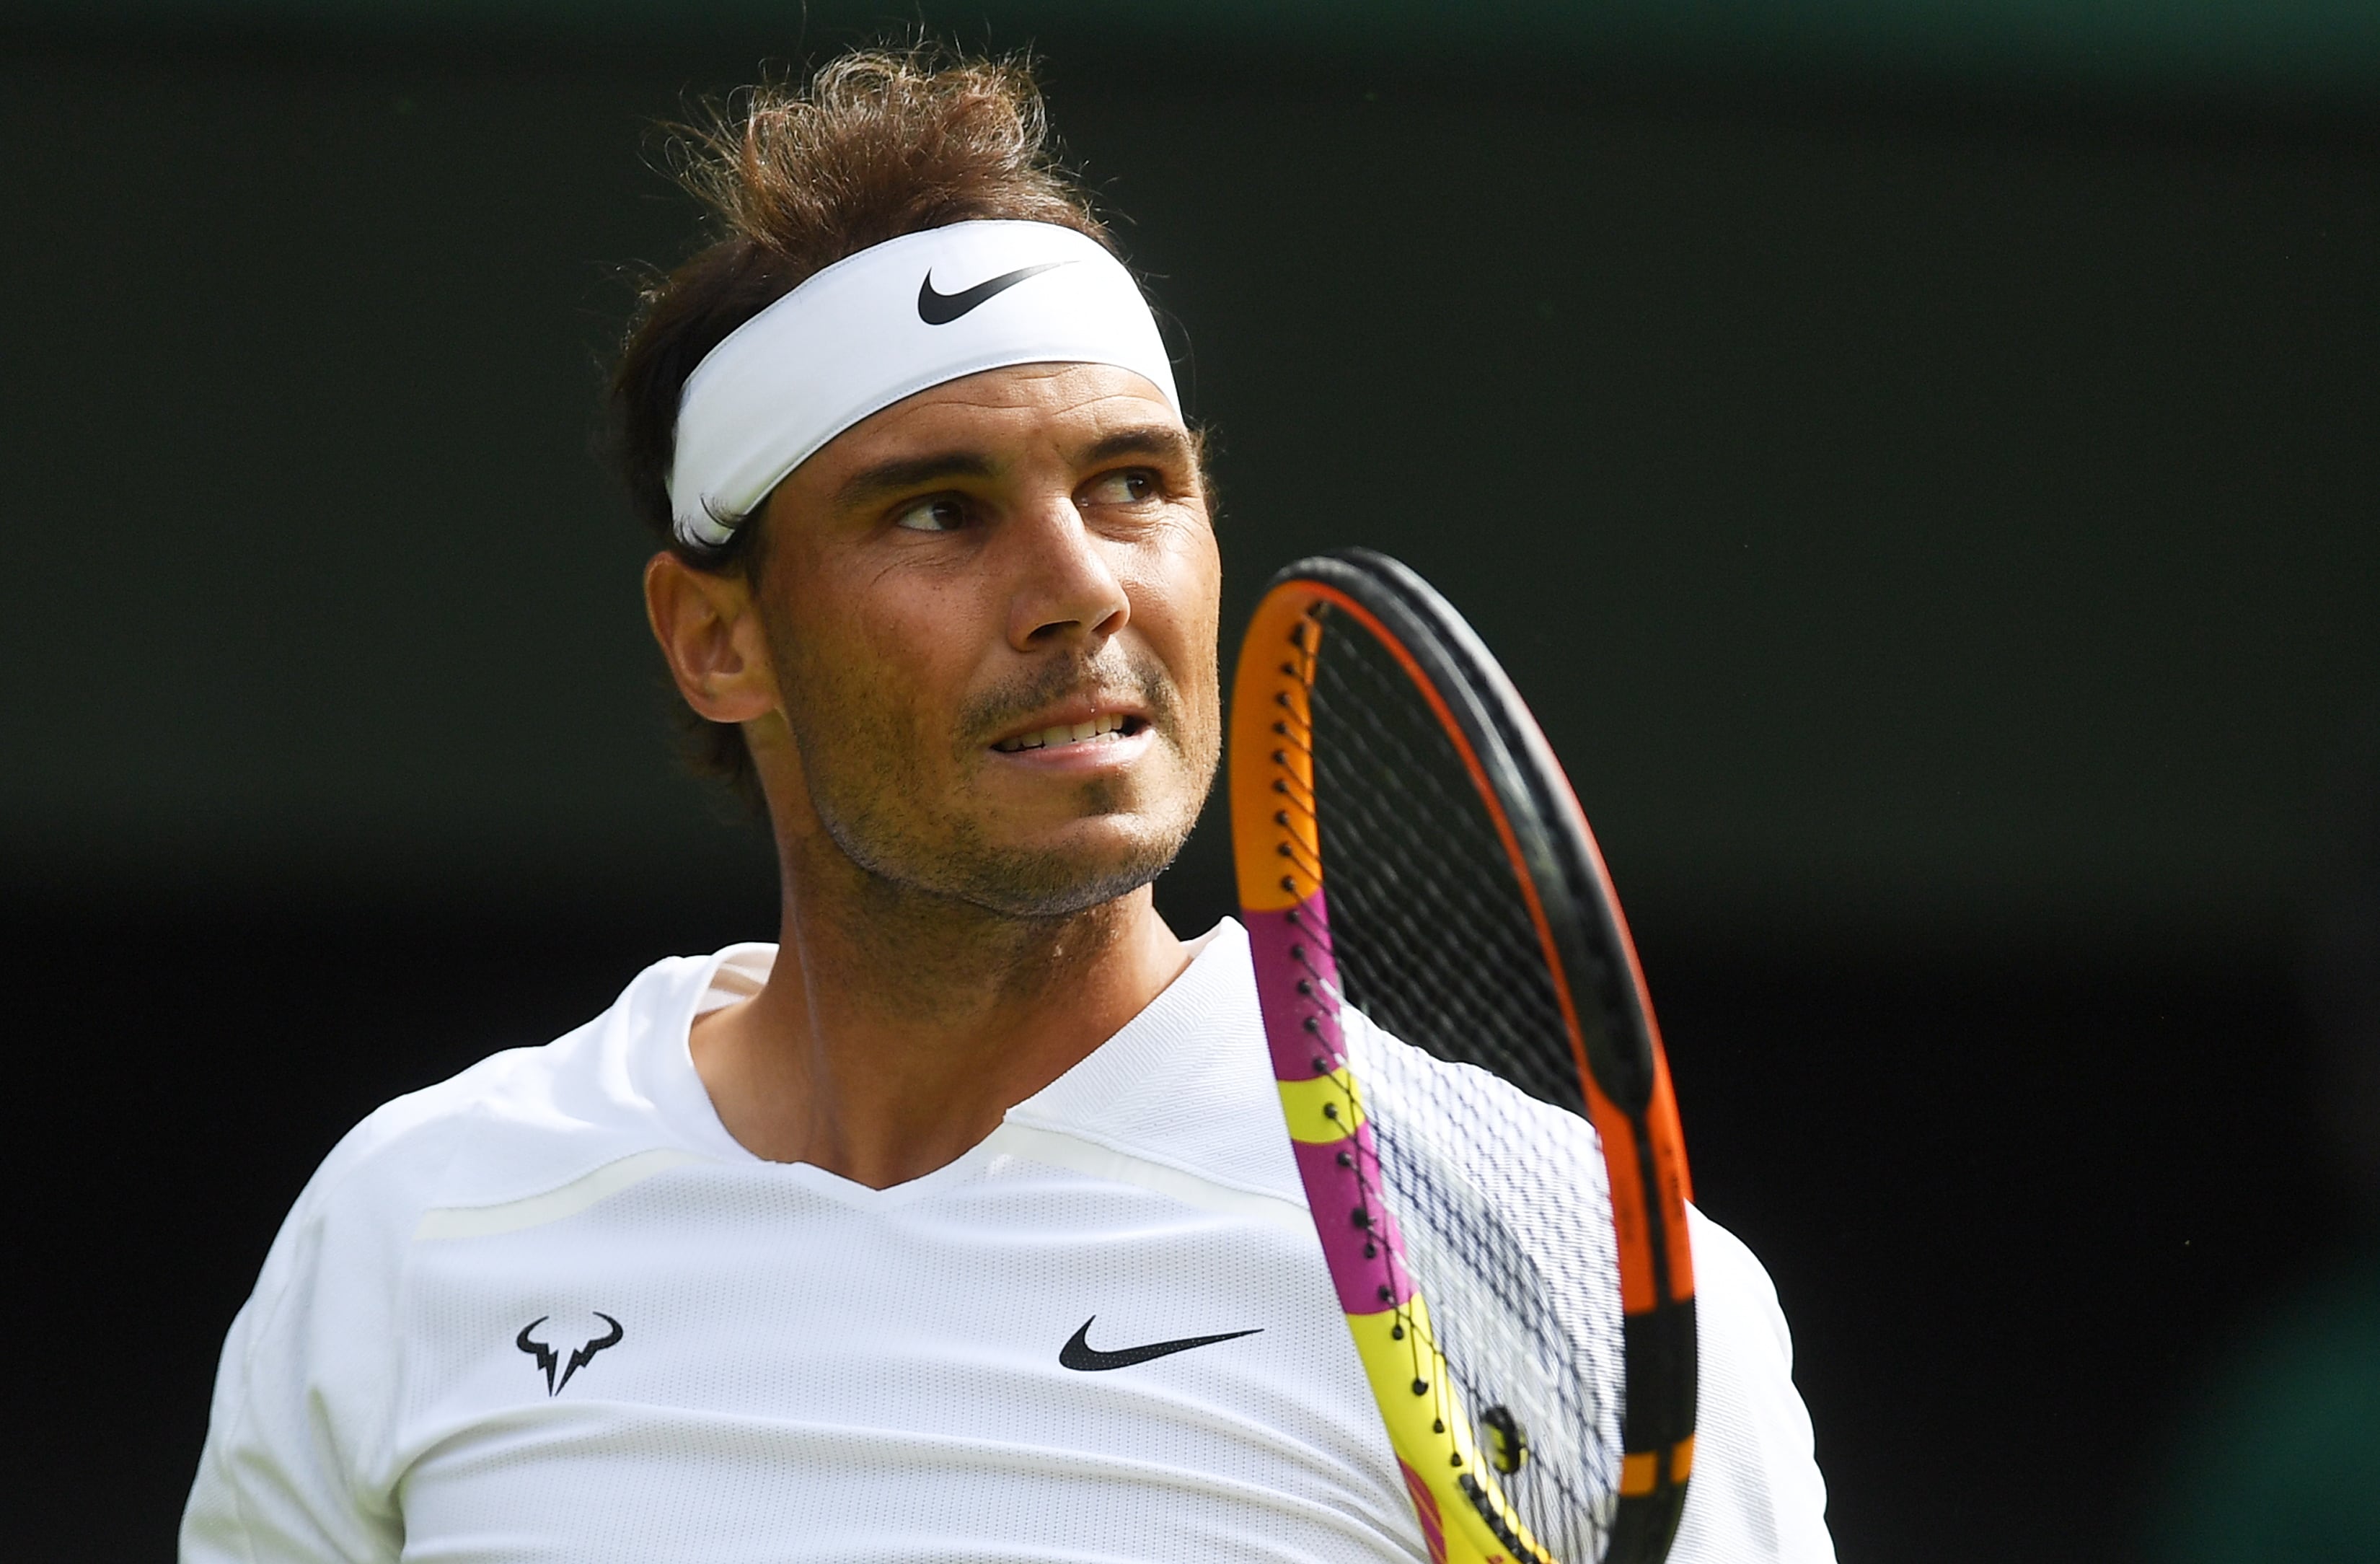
[643,552,779,726]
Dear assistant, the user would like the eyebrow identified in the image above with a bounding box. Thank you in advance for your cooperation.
[829,423,1199,513]
[832,449,1000,511]
[1078,424,1199,471]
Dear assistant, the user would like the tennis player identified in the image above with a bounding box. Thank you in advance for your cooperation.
[183,49,1835,1563]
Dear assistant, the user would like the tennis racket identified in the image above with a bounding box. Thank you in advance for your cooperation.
[1229,550,1696,1564]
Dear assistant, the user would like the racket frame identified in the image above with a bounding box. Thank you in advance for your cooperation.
[1229,550,1697,1563]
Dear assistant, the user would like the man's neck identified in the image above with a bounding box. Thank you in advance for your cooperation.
[688,850,1191,1188]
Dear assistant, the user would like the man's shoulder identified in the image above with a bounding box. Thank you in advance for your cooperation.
[284,950,727,1249]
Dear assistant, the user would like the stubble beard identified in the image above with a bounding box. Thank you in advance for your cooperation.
[783,643,1220,923]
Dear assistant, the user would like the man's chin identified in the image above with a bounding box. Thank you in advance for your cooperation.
[814,765,1210,921]
[889,808,1179,920]
[969,820,1185,919]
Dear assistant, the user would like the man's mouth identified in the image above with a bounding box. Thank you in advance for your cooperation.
[992,712,1147,753]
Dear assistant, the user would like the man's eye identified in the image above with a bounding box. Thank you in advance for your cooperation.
[1080,469,1159,506]
[892,496,968,532]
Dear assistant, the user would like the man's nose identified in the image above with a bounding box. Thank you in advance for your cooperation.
[1005,492,1131,652]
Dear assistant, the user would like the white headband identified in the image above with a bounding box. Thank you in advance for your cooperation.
[666,219,1180,548]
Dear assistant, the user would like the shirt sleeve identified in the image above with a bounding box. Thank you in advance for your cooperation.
[1665,1205,1838,1564]
[181,1148,408,1564]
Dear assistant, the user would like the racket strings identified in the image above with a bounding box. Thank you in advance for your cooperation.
[1283,891,1528,1553]
[1307,614,1580,1115]
[1298,605,1626,1560]
[1272,634,1520,1535]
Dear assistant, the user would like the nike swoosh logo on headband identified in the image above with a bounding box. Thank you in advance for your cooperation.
[1058,1317,1262,1371]
[917,261,1072,325]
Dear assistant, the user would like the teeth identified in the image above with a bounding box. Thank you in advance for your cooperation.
[996,713,1132,752]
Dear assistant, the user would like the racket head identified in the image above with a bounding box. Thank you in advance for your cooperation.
[1228,550,1696,1564]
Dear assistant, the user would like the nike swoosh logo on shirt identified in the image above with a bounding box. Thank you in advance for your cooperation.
[916,261,1071,325]
[1059,1316,1262,1371]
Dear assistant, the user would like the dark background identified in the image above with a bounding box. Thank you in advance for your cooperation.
[4,3,2377,1559]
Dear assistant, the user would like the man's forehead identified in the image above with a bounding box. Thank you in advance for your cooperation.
[823,361,1182,465]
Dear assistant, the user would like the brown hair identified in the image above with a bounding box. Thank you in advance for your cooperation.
[609,46,1114,799]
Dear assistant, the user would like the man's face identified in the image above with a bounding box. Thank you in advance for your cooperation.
[748,361,1221,919]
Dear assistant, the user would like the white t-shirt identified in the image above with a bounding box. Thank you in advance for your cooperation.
[182,921,1833,1563]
